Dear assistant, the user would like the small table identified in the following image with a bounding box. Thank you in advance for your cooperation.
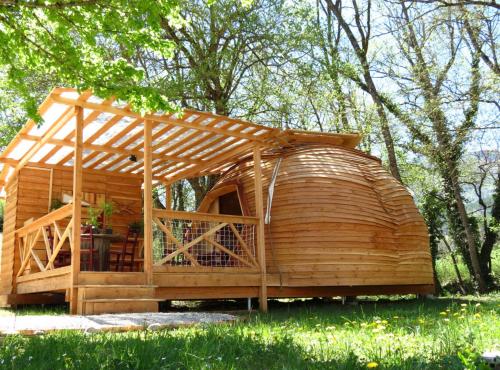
[81,233,124,271]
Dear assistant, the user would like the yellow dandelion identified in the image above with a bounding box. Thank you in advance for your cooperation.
[393,316,399,319]
[453,313,459,317]
[461,308,466,312]
[474,313,481,318]
[419,319,425,324]
[460,303,467,307]
[475,303,481,307]
[439,311,447,316]
[367,362,378,368]
[446,309,451,312]
[444,318,450,322]
[382,320,388,325]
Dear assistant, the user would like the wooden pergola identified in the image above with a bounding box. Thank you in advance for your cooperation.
[0,88,361,314]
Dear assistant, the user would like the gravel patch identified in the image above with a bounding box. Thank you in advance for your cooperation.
[0,312,238,335]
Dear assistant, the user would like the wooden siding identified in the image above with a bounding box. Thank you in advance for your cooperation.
[0,178,19,295]
[200,144,434,290]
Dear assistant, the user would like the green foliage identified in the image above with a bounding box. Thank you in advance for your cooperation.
[421,189,447,288]
[86,206,100,229]
[100,201,114,219]
[0,297,498,369]
[421,190,446,244]
[49,198,63,211]
[128,220,144,234]
[0,0,182,119]
[436,248,500,291]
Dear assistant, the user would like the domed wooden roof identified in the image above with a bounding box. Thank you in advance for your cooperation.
[200,143,434,289]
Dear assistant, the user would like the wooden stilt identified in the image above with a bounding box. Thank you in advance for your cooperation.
[253,146,268,312]
[70,106,83,314]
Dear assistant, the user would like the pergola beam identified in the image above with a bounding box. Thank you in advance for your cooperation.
[13,107,75,175]
[50,94,274,143]
[164,141,255,183]
[0,157,170,183]
[16,134,202,165]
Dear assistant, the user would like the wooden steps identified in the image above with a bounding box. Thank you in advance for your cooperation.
[77,284,161,315]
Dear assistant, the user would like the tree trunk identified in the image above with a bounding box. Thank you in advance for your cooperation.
[479,175,499,287]
[442,236,467,294]
[173,181,185,211]
[323,0,402,183]
[371,92,402,183]
[188,175,219,209]
[446,157,486,292]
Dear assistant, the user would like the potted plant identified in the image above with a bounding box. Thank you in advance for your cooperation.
[128,220,144,234]
[100,201,114,234]
[87,206,101,231]
[50,198,64,211]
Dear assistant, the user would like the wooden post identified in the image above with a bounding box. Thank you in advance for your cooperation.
[253,146,268,312]
[143,120,153,285]
[165,183,172,210]
[70,106,83,314]
[47,168,53,212]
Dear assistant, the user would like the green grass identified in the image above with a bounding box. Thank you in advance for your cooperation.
[0,296,498,369]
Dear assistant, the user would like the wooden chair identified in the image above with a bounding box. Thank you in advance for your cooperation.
[80,225,98,271]
[46,226,71,268]
[132,238,144,272]
[109,228,140,272]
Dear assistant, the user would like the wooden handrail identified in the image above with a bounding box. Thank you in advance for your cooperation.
[152,209,258,224]
[16,204,73,238]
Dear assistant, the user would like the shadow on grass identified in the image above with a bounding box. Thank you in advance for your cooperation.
[0,296,496,369]
[0,325,465,370]
[0,304,67,316]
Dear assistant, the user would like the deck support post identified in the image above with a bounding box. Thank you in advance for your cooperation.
[143,120,153,285]
[253,146,268,312]
[70,105,83,314]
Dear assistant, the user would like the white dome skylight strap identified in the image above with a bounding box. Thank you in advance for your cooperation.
[265,157,282,225]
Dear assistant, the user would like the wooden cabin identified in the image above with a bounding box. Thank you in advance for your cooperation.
[199,136,434,293]
[0,88,434,315]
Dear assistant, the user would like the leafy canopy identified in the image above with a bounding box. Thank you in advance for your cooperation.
[0,0,184,119]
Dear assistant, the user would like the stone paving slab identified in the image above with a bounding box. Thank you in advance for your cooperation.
[0,312,238,335]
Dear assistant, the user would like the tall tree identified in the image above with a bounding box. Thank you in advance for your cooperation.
[136,0,285,205]
[385,1,488,290]
[321,0,403,182]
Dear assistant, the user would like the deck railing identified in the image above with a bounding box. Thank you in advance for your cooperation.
[15,204,74,277]
[152,209,259,269]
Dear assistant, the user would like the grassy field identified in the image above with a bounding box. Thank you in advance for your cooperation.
[0,232,497,368]
[0,295,498,369]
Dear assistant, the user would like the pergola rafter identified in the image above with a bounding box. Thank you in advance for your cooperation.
[0,87,361,197]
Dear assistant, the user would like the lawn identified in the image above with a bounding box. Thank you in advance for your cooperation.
[0,295,498,369]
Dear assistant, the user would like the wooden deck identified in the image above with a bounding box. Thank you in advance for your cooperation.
[5,267,434,313]
[1,205,434,314]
